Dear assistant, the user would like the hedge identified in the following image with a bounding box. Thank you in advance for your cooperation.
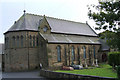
[117,66,120,79]
[108,52,120,67]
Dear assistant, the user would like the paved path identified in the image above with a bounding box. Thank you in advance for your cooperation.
[1,70,49,80]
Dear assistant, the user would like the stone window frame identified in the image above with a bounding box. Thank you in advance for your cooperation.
[71,46,75,61]
[57,45,61,62]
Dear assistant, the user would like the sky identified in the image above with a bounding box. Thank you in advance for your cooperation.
[0,0,99,43]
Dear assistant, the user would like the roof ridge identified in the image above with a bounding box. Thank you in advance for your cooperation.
[26,13,43,17]
[26,13,86,25]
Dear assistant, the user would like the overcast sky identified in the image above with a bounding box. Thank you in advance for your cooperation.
[0,0,99,43]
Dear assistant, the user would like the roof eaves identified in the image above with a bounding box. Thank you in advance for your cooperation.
[4,30,39,34]
[51,32,98,37]
[47,41,101,45]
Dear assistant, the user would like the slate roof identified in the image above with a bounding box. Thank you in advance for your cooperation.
[98,39,110,51]
[0,43,4,54]
[7,13,97,37]
[40,33,100,44]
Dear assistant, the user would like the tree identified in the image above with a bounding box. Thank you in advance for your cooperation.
[99,30,119,51]
[88,1,120,51]
[88,1,120,31]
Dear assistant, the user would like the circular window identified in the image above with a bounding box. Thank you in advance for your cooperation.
[43,26,48,32]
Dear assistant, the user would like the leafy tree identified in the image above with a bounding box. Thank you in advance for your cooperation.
[88,1,120,31]
[99,30,119,51]
[88,1,120,51]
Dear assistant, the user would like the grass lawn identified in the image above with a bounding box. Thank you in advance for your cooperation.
[56,64,117,78]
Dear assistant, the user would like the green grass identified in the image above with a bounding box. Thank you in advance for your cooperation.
[56,64,117,78]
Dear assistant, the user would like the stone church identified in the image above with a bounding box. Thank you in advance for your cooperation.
[4,11,104,72]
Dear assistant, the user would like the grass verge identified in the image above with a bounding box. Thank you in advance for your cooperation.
[56,64,117,78]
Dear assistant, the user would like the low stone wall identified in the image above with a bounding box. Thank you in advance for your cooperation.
[40,69,117,80]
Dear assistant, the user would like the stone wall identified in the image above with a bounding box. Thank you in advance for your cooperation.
[38,34,48,68]
[4,30,102,71]
[4,31,39,72]
[47,43,101,69]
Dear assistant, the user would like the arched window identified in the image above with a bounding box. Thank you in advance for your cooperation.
[57,45,61,62]
[33,36,35,47]
[12,36,15,48]
[93,46,96,59]
[29,35,32,47]
[71,46,75,61]
[36,36,39,47]
[17,36,19,47]
[21,35,23,47]
[83,46,86,59]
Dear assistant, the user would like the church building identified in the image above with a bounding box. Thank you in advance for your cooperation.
[4,11,102,72]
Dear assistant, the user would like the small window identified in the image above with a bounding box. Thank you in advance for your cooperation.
[57,46,61,62]
[43,26,48,32]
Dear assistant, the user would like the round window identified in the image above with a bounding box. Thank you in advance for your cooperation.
[43,26,48,32]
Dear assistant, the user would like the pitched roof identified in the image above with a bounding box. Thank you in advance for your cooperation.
[98,39,110,51]
[7,13,97,36]
[40,33,100,44]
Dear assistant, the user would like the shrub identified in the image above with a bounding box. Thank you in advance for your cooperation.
[117,66,120,79]
[108,52,120,67]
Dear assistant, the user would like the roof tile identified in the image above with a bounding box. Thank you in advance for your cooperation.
[7,13,97,36]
